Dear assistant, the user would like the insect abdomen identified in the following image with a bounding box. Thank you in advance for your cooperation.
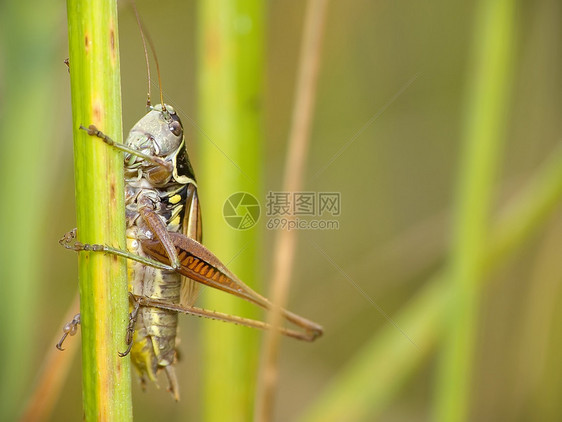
[127,232,181,397]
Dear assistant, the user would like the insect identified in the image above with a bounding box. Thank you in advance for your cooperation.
[58,7,322,400]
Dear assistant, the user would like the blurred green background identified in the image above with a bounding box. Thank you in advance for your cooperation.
[1,0,562,421]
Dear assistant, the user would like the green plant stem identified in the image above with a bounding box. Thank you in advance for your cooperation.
[66,0,131,420]
[299,141,562,422]
[434,1,516,420]
[197,1,265,421]
[0,1,58,419]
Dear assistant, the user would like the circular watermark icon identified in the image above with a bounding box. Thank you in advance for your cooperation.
[223,192,261,230]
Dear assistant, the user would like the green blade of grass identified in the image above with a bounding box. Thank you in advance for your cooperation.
[66,0,131,419]
[434,1,516,420]
[197,1,265,421]
[0,1,59,419]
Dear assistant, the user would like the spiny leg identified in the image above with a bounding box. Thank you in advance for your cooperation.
[59,230,177,355]
[134,295,321,342]
[59,210,182,273]
[56,313,81,351]
[79,124,172,171]
[118,294,141,357]
[59,228,175,272]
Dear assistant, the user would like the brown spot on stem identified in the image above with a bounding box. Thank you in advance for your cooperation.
[109,21,116,64]
[110,181,116,200]
[92,102,102,123]
[84,34,90,52]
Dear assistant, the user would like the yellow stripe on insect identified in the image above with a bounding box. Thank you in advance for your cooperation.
[169,194,182,204]
[170,215,181,227]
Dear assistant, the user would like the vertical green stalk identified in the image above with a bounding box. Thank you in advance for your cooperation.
[0,1,58,419]
[67,1,131,420]
[434,1,516,421]
[197,1,264,421]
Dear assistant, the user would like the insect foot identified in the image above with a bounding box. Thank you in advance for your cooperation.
[56,313,81,351]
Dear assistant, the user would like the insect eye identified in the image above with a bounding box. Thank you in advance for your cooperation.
[169,121,182,137]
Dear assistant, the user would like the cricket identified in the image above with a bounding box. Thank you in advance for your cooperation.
[58,5,322,400]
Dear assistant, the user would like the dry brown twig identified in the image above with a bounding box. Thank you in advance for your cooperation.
[255,1,329,420]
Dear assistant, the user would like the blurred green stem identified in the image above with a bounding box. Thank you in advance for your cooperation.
[197,1,264,421]
[0,1,58,419]
[67,0,131,420]
[434,1,516,420]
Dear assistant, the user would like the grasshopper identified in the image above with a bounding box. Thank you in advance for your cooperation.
[58,8,322,400]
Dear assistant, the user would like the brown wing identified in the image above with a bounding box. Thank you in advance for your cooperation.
[142,232,323,338]
[179,183,202,307]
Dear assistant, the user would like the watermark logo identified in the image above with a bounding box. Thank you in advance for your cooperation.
[265,191,341,230]
[223,192,261,230]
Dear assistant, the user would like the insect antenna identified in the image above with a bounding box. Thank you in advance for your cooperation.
[131,0,166,112]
